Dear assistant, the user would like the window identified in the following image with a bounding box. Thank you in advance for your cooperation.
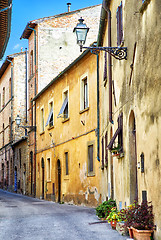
[3,87,5,107]
[9,78,11,98]
[88,145,94,174]
[47,158,51,180]
[80,76,89,111]
[116,1,123,46]
[0,93,1,110]
[49,102,53,127]
[45,102,53,128]
[83,78,88,109]
[30,50,34,75]
[65,152,69,175]
[41,108,44,132]
[57,90,69,119]
[63,91,68,119]
[101,137,104,168]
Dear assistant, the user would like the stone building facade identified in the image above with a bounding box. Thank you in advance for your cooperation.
[98,0,161,238]
[0,51,29,193]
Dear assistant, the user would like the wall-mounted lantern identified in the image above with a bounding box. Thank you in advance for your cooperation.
[15,115,36,131]
[73,17,127,60]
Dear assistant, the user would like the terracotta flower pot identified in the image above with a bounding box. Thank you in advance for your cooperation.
[128,227,134,238]
[110,220,117,230]
[131,227,153,240]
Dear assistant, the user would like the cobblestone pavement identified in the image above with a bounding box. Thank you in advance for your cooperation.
[0,190,129,240]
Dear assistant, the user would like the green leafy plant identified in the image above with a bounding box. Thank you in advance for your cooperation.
[95,199,116,219]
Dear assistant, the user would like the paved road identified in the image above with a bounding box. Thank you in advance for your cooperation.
[0,190,128,240]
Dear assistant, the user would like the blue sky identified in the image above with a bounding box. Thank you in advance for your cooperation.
[1,0,102,63]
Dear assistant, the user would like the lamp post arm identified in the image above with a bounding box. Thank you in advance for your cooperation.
[82,46,127,60]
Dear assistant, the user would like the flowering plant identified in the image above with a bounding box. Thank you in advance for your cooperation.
[124,201,154,230]
[106,207,118,222]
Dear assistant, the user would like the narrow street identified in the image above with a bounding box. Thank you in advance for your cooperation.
[0,190,127,240]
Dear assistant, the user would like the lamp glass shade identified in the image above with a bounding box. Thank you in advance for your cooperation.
[73,18,89,46]
[15,115,21,126]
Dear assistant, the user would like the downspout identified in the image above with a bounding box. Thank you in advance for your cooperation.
[97,54,100,161]
[7,58,13,142]
[28,26,37,197]
[102,0,113,123]
[25,48,28,124]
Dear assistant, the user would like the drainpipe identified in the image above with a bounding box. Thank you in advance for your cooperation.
[7,58,13,142]
[102,1,113,123]
[25,48,28,123]
[97,54,100,162]
[28,26,37,197]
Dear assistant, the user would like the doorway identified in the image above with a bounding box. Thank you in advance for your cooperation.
[129,111,138,202]
[41,158,45,199]
[30,151,33,195]
[57,160,61,202]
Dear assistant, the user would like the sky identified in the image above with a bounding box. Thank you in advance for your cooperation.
[1,0,102,64]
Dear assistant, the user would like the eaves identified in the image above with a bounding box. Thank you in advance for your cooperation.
[97,0,111,47]
[20,4,101,40]
[0,0,12,59]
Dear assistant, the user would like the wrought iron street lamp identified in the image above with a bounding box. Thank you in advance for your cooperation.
[73,18,127,60]
[15,115,36,131]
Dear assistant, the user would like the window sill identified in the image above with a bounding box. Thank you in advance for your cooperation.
[62,118,70,123]
[40,131,45,136]
[79,107,89,114]
[140,0,151,13]
[64,175,69,180]
[47,180,51,183]
[87,173,95,177]
[48,125,54,130]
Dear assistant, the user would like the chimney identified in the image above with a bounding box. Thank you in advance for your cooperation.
[67,3,71,12]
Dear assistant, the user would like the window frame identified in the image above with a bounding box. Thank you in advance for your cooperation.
[40,107,45,133]
[87,141,95,176]
[80,75,89,111]
[47,158,51,181]
[65,152,69,176]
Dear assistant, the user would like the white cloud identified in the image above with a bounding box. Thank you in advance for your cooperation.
[13,44,20,50]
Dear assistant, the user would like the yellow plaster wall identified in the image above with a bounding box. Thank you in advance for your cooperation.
[36,52,101,206]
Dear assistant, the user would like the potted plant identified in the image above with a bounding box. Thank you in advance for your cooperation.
[106,207,118,229]
[125,201,154,240]
[95,199,116,220]
[116,208,128,236]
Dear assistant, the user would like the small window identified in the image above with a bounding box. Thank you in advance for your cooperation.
[40,108,44,132]
[49,102,53,127]
[9,78,11,98]
[88,145,94,174]
[63,91,68,119]
[80,76,88,111]
[0,93,1,110]
[83,78,88,109]
[3,123,4,146]
[30,50,34,76]
[3,87,5,107]
[9,117,11,141]
[65,152,69,175]
[116,1,123,46]
[47,158,51,180]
